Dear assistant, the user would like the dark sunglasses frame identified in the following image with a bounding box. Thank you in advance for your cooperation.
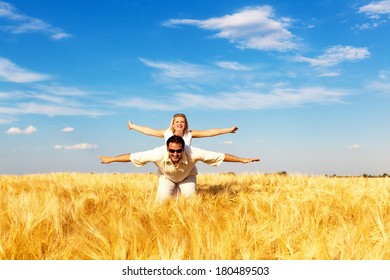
[168,148,183,154]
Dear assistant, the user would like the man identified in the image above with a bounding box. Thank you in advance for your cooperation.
[98,135,260,201]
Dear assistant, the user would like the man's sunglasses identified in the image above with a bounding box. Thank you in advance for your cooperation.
[168,148,183,154]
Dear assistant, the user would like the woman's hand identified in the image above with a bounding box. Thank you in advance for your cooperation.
[230,126,238,133]
[128,120,133,130]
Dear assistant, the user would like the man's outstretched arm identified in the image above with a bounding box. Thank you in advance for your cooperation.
[223,154,260,164]
[98,154,131,164]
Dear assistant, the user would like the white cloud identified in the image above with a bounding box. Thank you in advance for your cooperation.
[1,79,111,119]
[367,70,390,93]
[54,143,98,150]
[219,140,233,145]
[110,97,172,111]
[6,125,36,135]
[0,96,105,117]
[358,0,390,16]
[163,6,296,51]
[348,144,360,149]
[0,57,51,83]
[0,118,12,124]
[0,85,106,118]
[23,125,37,134]
[139,58,224,89]
[0,1,71,40]
[51,32,72,40]
[6,127,22,134]
[295,45,370,67]
[1,102,104,117]
[318,72,340,77]
[62,127,75,133]
[0,106,20,114]
[140,58,263,91]
[356,1,390,29]
[140,58,210,80]
[175,87,347,109]
[113,86,348,111]
[34,84,87,96]
[215,61,251,71]
[355,22,381,30]
[0,1,20,19]
[379,70,390,80]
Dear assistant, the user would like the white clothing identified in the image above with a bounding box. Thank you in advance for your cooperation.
[130,145,224,183]
[156,175,196,201]
[164,128,192,145]
[130,145,225,200]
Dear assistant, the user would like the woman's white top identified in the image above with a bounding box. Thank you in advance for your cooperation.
[164,129,193,145]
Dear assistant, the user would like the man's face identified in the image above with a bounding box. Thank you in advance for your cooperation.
[167,142,183,164]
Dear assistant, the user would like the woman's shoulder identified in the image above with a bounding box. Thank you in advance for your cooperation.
[164,128,173,135]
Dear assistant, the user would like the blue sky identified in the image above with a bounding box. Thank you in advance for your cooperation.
[1,0,389,175]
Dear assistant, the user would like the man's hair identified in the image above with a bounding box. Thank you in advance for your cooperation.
[166,135,185,147]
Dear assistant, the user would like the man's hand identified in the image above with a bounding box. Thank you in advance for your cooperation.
[224,154,260,164]
[98,156,112,164]
[241,158,260,164]
[98,154,131,164]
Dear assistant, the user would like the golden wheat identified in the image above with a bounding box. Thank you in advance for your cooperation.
[0,172,389,260]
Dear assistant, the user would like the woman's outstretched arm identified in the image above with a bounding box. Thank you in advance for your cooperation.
[191,125,238,138]
[128,120,165,138]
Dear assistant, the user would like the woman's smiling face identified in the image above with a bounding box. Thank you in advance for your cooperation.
[173,116,187,132]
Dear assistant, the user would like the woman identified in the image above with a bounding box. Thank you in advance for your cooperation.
[128,113,238,145]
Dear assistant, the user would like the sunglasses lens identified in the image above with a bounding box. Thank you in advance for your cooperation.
[169,149,182,153]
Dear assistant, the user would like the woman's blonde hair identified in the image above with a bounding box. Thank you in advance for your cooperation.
[169,113,189,134]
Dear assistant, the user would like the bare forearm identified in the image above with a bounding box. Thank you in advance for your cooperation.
[128,121,164,137]
[192,126,238,138]
[223,154,260,164]
[98,154,131,164]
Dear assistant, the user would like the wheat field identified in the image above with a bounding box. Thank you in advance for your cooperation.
[0,172,389,260]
